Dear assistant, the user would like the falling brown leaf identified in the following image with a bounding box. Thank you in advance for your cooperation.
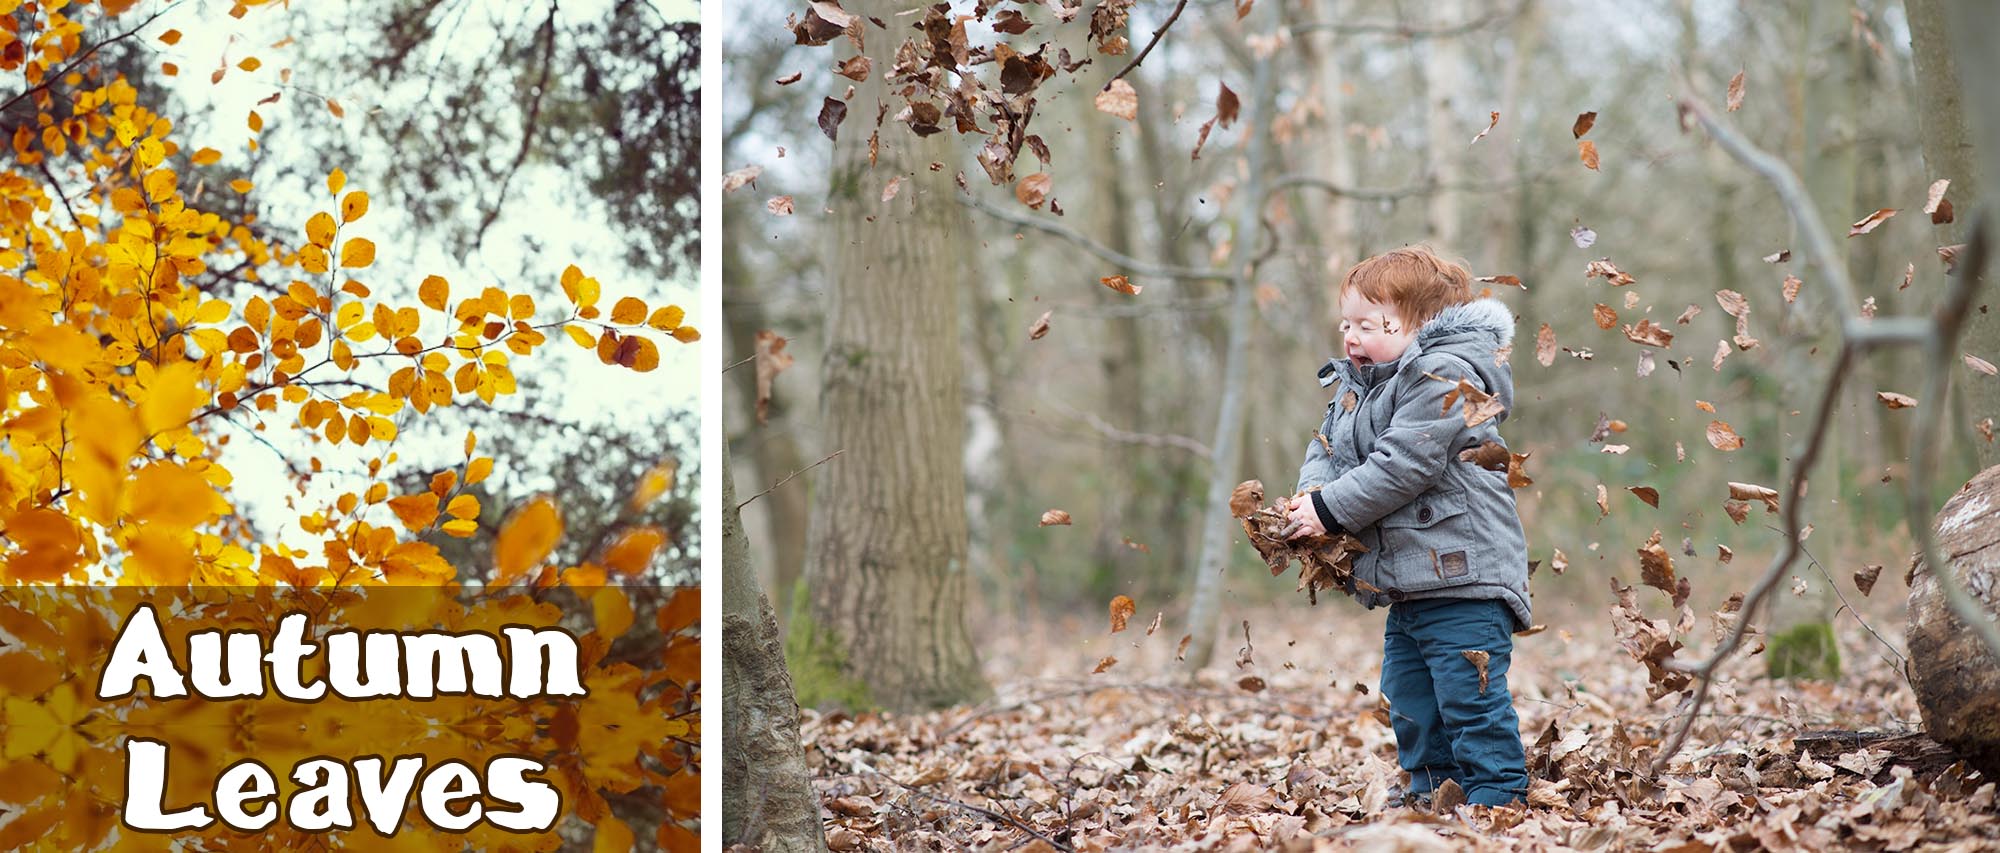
[1717,544,1734,564]
[1432,374,1507,427]
[1902,263,1916,290]
[1596,484,1610,520]
[1176,634,1191,660]
[1236,675,1267,693]
[1677,304,1702,324]
[1092,655,1117,674]
[1707,420,1745,451]
[1100,274,1142,296]
[721,165,763,193]
[1461,650,1491,694]
[817,96,849,141]
[1190,82,1239,160]
[1726,70,1746,111]
[1763,249,1791,264]
[1122,537,1150,554]
[1146,612,1162,635]
[775,71,803,85]
[878,175,905,204]
[1572,111,1597,138]
[1109,594,1135,633]
[1728,481,1781,513]
[1712,339,1731,371]
[1536,323,1556,366]
[1981,418,1995,443]
[1586,258,1637,286]
[1854,565,1882,596]
[753,331,796,425]
[1941,243,1967,272]
[1847,207,1898,237]
[1965,354,1997,376]
[1638,530,1676,594]
[1723,499,1749,524]
[1470,110,1499,146]
[1926,178,1952,223]
[1028,310,1051,340]
[1015,172,1053,208]
[1696,400,1716,413]
[1552,549,1568,574]
[1094,79,1139,123]
[1040,509,1073,526]
[1877,391,1918,410]
[1579,140,1600,171]
[1782,274,1802,304]
[1477,274,1524,289]
[1230,480,1265,518]
[767,195,795,215]
[1628,486,1660,508]
[834,55,872,81]
[1623,319,1674,348]
[1676,441,1687,462]
[1593,304,1618,329]
[1715,289,1750,318]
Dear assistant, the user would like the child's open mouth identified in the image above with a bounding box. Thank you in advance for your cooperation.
[1351,354,1374,366]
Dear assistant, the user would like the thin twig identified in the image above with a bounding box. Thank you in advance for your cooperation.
[961,195,1229,282]
[1037,394,1211,458]
[724,351,758,373]
[1787,528,1913,683]
[1104,0,1190,90]
[736,449,842,511]
[1287,0,1527,39]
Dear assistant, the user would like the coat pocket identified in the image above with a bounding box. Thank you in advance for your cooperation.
[1375,489,1480,594]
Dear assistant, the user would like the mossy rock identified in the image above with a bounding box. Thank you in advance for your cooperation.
[1766,621,1841,681]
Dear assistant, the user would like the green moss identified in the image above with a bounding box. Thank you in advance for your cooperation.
[1766,621,1841,681]
[783,579,875,712]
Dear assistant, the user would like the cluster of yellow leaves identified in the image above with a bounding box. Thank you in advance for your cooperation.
[0,2,699,849]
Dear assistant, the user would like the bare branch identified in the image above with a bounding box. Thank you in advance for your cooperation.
[736,449,843,511]
[961,195,1229,282]
[1104,0,1190,90]
[1038,394,1211,458]
[1288,0,1528,39]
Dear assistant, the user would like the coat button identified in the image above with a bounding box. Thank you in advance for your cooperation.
[1418,507,1433,523]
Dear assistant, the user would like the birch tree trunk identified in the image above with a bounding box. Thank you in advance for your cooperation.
[790,0,989,710]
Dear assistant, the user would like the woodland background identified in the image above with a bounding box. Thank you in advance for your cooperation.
[724,0,2000,848]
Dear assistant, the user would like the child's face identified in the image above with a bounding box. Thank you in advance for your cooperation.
[1338,290,1416,367]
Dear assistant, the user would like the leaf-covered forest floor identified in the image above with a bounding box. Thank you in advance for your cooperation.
[799,587,1999,852]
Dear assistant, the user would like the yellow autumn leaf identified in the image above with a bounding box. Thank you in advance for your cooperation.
[647,305,685,331]
[386,493,439,531]
[466,457,494,485]
[445,493,480,520]
[305,211,335,248]
[610,296,646,324]
[191,147,221,165]
[341,189,368,222]
[229,178,252,193]
[602,528,665,575]
[247,110,263,132]
[419,274,448,311]
[593,586,634,640]
[630,461,676,510]
[494,497,562,583]
[670,326,701,343]
[238,56,261,72]
[560,264,583,302]
[139,362,206,434]
[327,167,346,194]
[339,237,375,268]
[441,519,479,537]
[629,337,660,372]
[565,325,596,349]
[191,299,231,325]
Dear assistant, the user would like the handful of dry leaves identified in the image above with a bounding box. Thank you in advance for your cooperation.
[1233,480,1371,605]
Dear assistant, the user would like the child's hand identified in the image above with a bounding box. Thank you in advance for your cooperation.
[1284,498,1326,539]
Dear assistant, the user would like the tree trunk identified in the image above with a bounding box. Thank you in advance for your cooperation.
[1941,0,2000,469]
[722,443,828,853]
[1183,49,1276,671]
[1418,0,1465,248]
[791,0,989,711]
[1906,464,2000,774]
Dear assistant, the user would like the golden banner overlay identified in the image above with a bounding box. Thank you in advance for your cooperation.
[0,584,698,851]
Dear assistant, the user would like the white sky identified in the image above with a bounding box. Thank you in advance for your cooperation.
[130,0,701,543]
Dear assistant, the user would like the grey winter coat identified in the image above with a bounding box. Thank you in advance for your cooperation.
[1295,297,1532,629]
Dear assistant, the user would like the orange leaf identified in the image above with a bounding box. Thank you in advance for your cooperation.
[611,296,647,325]
[495,497,563,583]
[387,493,440,531]
[419,275,449,311]
[339,237,375,268]
[603,528,666,575]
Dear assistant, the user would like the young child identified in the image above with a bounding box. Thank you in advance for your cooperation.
[1282,245,1531,809]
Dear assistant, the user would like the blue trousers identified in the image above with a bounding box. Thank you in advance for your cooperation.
[1380,598,1528,806]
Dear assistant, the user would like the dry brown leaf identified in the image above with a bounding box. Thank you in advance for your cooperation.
[1146,612,1162,635]
[1095,79,1138,122]
[1190,82,1240,160]
[1728,481,1781,513]
[1964,353,1997,376]
[1109,595,1135,633]
[1100,274,1142,296]
[1942,243,1967,272]
[1677,304,1702,324]
[835,54,872,81]
[1236,675,1267,694]
[1585,258,1637,286]
[1716,289,1749,318]
[775,71,803,85]
[1028,310,1051,340]
[1726,70,1746,111]
[1713,339,1731,371]
[1854,564,1883,596]
[1092,655,1117,674]
[1696,400,1716,413]
[1040,509,1073,526]
[1628,486,1660,508]
[1552,549,1568,574]
[1015,172,1053,208]
[1981,417,1995,443]
[1461,650,1491,693]
[721,165,762,193]
[1902,263,1916,290]
[1723,499,1749,524]
[1623,319,1673,348]
[1579,139,1600,171]
[753,330,796,425]
[1229,480,1265,517]
[1596,484,1609,520]
[1572,111,1596,138]
[1926,178,1951,219]
[1593,303,1618,329]
[1470,110,1499,146]
[880,175,903,203]
[1536,323,1556,366]
[1782,274,1801,304]
[1718,544,1734,564]
[1848,207,1898,237]
[767,195,795,215]
[1707,420,1745,452]
[1176,634,1191,660]
[1764,249,1790,263]
[1638,530,1676,595]
[1877,391,1918,410]
[1477,274,1524,289]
